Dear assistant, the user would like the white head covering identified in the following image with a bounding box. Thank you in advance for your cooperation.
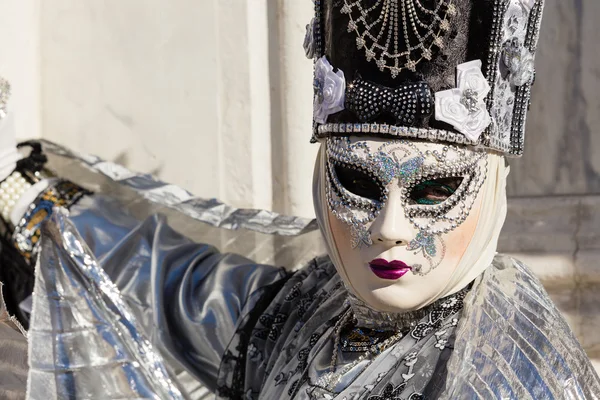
[313,142,509,309]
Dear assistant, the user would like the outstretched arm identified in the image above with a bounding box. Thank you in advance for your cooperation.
[0,145,289,398]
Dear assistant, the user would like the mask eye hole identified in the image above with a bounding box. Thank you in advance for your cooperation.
[409,177,463,205]
[334,163,383,201]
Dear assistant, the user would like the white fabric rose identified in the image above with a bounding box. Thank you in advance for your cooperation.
[435,89,469,127]
[313,56,346,124]
[435,60,492,142]
[462,106,492,140]
[456,60,491,100]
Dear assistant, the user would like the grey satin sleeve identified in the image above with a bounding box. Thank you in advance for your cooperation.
[66,194,289,391]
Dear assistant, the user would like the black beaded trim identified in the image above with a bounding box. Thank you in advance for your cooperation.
[12,180,91,261]
[484,0,510,112]
[525,0,544,51]
[483,0,544,156]
[510,84,530,156]
[481,0,510,154]
[340,326,405,353]
[309,0,326,143]
[314,0,324,59]
[510,0,544,156]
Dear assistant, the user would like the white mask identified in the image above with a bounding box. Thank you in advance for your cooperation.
[313,137,508,313]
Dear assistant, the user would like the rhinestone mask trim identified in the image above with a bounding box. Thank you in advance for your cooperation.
[326,137,487,275]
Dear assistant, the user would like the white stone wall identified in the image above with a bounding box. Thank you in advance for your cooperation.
[32,0,318,218]
[0,0,40,141]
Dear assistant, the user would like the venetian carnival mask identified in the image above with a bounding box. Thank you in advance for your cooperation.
[316,137,500,312]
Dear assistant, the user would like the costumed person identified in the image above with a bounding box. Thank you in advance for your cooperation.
[0,0,599,399]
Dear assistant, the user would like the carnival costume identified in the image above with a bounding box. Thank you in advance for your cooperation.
[0,1,599,399]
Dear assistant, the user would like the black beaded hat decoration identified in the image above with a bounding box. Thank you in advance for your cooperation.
[305,0,545,156]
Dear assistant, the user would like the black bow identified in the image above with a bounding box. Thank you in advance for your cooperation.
[345,78,434,125]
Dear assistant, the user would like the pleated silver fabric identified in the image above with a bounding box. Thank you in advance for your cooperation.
[27,200,600,399]
[28,209,183,400]
[0,284,28,400]
[39,139,318,237]
[438,254,600,399]
[28,196,289,399]
[41,139,326,272]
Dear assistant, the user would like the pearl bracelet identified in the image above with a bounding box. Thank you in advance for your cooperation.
[0,171,32,221]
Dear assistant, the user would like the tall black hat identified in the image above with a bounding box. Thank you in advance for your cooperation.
[306,0,545,156]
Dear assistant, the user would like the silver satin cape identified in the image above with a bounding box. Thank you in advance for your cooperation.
[26,200,600,399]
[0,284,28,400]
[22,141,600,399]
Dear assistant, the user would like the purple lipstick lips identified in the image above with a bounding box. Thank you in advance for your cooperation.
[368,258,412,280]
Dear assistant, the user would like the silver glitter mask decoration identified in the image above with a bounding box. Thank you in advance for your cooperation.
[326,137,487,275]
[0,76,11,120]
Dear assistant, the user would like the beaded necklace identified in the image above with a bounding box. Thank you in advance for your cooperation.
[315,284,469,392]
[319,308,406,391]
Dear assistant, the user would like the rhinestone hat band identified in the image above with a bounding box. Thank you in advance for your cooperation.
[314,123,479,147]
